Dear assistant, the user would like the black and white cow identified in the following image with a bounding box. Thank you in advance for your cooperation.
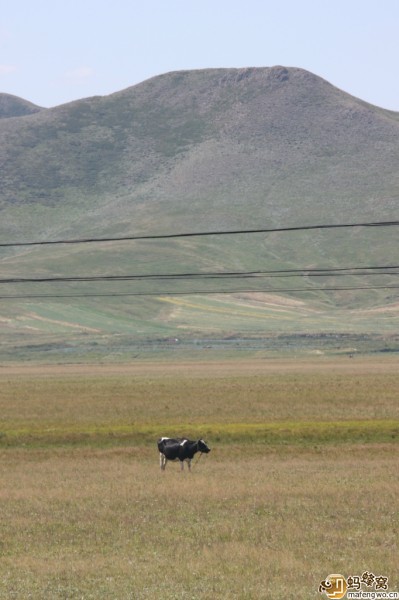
[157,437,211,471]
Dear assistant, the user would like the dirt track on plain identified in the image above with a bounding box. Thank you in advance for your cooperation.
[0,356,397,378]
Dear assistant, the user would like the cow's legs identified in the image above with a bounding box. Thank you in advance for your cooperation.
[187,459,191,472]
[180,460,184,471]
[160,453,166,470]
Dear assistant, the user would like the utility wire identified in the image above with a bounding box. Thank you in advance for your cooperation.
[1,220,398,247]
[0,265,398,284]
[0,284,398,300]
[1,222,397,297]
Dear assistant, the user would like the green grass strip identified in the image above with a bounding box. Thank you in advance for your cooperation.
[0,420,398,448]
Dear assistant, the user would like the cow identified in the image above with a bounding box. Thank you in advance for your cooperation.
[157,437,211,471]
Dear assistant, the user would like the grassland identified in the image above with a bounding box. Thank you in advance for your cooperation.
[0,358,398,598]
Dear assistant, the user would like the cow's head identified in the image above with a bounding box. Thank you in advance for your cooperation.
[198,439,211,453]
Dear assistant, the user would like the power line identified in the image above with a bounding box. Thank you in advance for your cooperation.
[1,221,397,298]
[1,220,398,247]
[0,265,398,284]
[0,284,398,300]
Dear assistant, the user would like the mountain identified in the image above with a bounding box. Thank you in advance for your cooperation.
[0,93,43,119]
[0,67,398,361]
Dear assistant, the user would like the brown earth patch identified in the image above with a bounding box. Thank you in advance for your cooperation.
[0,356,397,378]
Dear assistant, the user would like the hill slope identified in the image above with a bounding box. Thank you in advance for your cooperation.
[0,67,398,360]
[1,67,399,236]
[0,93,43,119]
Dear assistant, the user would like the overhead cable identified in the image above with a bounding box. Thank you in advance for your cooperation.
[0,264,398,284]
[1,220,398,247]
[0,284,398,300]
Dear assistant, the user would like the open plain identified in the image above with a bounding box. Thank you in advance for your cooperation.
[0,357,398,599]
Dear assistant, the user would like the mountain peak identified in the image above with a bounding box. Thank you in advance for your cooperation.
[0,93,44,119]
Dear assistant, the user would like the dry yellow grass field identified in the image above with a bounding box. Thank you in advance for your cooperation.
[0,357,398,599]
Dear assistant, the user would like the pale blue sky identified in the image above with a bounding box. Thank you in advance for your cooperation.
[1,0,398,110]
